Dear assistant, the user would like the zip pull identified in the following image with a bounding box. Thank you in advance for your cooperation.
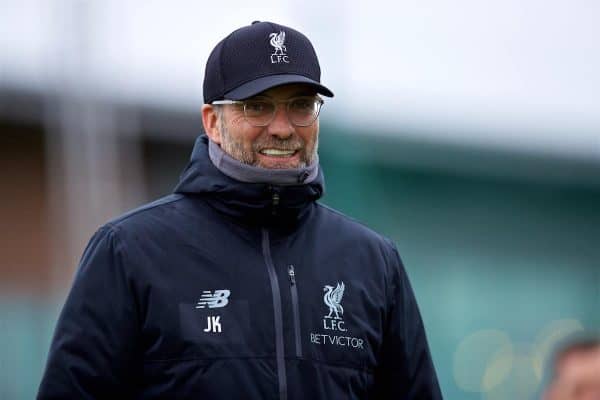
[288,264,296,285]
[269,185,280,207]
[269,186,281,216]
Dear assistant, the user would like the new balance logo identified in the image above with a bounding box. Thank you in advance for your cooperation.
[196,290,231,309]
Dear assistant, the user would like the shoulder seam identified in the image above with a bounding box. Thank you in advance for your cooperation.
[315,201,357,221]
[315,202,393,244]
[106,194,185,228]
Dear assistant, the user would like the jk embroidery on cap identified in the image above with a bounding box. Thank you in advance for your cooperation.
[269,31,289,64]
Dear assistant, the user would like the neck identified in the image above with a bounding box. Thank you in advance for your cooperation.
[208,138,319,185]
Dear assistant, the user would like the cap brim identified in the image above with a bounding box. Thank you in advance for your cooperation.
[224,74,334,100]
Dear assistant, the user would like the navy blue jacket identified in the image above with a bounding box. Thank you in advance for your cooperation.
[38,136,442,399]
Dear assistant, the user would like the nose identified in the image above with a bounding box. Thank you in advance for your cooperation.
[266,103,294,138]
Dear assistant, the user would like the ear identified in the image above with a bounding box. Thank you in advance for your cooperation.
[201,104,222,144]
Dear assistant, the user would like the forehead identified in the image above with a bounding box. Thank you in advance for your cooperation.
[254,83,317,99]
[557,349,600,375]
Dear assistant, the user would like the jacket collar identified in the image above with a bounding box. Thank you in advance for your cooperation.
[207,138,320,185]
[174,135,325,225]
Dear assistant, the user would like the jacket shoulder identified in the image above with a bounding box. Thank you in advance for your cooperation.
[103,193,186,232]
[315,202,397,251]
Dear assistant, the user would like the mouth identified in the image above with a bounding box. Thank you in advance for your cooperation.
[259,148,298,157]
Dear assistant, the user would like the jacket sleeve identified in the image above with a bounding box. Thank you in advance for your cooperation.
[37,226,140,399]
[374,242,443,399]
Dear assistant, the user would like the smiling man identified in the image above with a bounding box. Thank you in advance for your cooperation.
[206,84,321,169]
[38,21,442,399]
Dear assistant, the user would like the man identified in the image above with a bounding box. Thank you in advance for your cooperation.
[38,21,442,399]
[543,338,600,400]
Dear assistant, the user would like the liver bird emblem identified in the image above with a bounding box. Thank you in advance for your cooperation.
[323,282,345,320]
[269,31,287,55]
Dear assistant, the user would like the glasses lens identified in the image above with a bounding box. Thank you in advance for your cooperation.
[288,97,320,126]
[244,100,275,126]
[242,97,322,127]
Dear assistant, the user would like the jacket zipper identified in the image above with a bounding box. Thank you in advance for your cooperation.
[261,228,287,400]
[288,264,303,358]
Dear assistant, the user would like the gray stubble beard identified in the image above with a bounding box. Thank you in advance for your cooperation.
[217,111,318,169]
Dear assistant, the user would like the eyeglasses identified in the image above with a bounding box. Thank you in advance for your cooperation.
[212,96,324,127]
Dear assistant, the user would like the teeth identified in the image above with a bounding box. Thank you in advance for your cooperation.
[260,149,296,156]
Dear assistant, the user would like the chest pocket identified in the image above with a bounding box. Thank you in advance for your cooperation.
[179,299,251,356]
[300,280,381,371]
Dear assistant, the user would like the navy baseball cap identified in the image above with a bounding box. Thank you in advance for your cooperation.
[203,21,334,103]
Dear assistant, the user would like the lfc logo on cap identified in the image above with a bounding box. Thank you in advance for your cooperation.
[269,31,290,64]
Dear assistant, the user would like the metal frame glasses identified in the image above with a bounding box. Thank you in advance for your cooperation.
[212,96,324,127]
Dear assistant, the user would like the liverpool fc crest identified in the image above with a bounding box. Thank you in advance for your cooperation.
[269,31,289,64]
[323,282,345,320]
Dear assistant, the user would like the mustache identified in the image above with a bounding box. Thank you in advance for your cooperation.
[253,136,304,152]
